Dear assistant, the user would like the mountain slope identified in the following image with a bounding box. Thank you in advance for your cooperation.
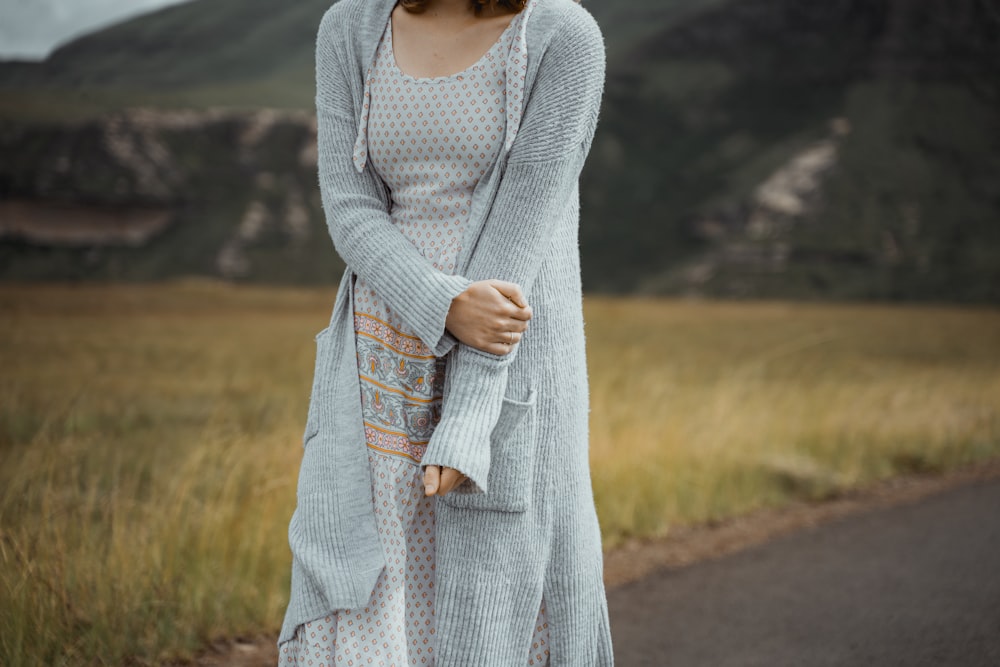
[0,0,331,112]
[578,0,1000,298]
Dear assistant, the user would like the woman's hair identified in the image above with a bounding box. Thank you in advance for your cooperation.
[401,0,581,14]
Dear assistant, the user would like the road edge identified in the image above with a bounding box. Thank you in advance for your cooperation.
[602,456,1000,589]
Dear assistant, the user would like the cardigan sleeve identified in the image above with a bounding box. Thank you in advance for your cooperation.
[314,7,472,356]
[419,9,607,494]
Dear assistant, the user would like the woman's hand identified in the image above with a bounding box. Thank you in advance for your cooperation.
[423,464,467,496]
[445,279,533,355]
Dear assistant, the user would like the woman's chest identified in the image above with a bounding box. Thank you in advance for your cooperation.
[365,18,508,187]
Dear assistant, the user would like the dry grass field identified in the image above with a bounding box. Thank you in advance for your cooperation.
[1,280,997,665]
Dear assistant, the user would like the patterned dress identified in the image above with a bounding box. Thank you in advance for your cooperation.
[279,4,550,665]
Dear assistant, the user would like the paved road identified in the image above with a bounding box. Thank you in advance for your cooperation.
[607,477,1000,666]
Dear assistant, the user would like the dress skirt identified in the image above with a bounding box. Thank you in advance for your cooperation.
[278,448,551,665]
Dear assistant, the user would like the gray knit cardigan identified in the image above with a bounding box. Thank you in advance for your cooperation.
[280,0,612,663]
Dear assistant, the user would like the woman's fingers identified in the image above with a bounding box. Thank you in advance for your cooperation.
[423,464,468,496]
[487,279,525,307]
[504,315,529,332]
[423,464,440,495]
[478,281,532,353]
[487,281,532,342]
[509,302,533,321]
[487,279,529,309]
[497,330,523,346]
[439,467,467,494]
[444,279,533,355]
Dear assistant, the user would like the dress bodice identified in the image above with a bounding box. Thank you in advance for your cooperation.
[351,6,532,463]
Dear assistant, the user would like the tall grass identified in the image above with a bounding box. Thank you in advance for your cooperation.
[1,281,997,665]
[0,281,317,665]
[585,295,1000,546]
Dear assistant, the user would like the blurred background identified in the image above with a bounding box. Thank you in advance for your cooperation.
[1,0,998,664]
[2,0,998,296]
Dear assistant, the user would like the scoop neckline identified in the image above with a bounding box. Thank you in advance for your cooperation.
[386,11,521,84]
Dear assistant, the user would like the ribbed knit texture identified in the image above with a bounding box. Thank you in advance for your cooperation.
[281,0,613,663]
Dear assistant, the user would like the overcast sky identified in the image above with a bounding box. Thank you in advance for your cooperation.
[0,0,191,60]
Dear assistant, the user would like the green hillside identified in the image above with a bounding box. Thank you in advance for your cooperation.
[0,0,329,114]
[0,0,737,116]
[1,0,998,301]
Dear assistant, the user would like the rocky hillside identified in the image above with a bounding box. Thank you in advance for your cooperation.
[1,0,998,301]
[580,0,1000,300]
[0,109,336,283]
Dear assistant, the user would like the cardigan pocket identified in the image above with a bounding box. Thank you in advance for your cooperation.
[302,326,333,448]
[438,386,538,513]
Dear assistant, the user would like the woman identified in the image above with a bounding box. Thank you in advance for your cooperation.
[279,0,611,664]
